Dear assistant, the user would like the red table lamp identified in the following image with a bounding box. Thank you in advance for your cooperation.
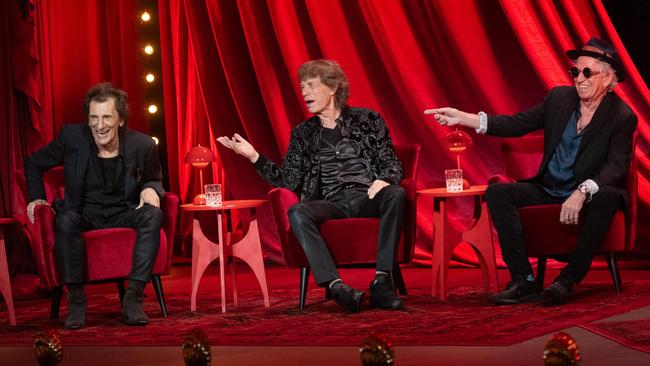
[185,145,216,205]
[444,129,473,189]
[444,129,473,170]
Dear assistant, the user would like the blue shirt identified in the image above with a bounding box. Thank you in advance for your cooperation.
[542,109,583,197]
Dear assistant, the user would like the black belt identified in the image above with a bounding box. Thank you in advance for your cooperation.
[342,182,367,190]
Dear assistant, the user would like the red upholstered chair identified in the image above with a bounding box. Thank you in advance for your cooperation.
[489,135,636,293]
[269,144,420,308]
[15,167,178,318]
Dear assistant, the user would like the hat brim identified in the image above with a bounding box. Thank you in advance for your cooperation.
[566,49,626,82]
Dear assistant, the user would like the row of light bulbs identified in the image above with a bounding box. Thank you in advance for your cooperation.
[141,10,158,116]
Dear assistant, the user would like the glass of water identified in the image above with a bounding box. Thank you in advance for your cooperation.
[445,169,463,192]
[204,184,222,207]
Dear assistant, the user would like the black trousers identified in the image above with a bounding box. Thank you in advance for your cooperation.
[55,205,163,284]
[287,185,405,285]
[485,182,622,284]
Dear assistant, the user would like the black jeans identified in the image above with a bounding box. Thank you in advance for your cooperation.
[485,182,622,283]
[55,205,163,284]
[287,184,405,285]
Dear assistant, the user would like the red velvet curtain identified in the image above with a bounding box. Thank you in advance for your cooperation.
[158,0,650,265]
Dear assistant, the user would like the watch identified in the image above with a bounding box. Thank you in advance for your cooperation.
[578,184,592,202]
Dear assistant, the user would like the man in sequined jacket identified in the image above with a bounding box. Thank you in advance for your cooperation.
[218,59,405,312]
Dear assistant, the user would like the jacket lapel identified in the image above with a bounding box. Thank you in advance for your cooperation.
[540,91,579,170]
[577,92,616,157]
[120,130,135,202]
[69,126,94,208]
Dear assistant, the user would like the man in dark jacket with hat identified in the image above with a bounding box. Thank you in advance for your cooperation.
[424,38,637,305]
[24,83,165,328]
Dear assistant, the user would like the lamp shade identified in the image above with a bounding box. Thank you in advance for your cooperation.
[185,145,215,169]
[444,129,473,153]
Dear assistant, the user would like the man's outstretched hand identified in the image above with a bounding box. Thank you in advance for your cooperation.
[217,133,259,163]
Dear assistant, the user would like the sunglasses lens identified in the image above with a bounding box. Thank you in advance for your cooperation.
[583,68,593,78]
[569,67,579,78]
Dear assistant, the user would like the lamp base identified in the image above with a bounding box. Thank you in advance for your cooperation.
[193,194,206,205]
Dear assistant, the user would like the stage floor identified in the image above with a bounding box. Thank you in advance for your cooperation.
[2,264,650,365]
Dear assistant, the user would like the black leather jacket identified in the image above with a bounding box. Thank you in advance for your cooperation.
[254,107,403,201]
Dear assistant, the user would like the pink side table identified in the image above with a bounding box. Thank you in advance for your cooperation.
[0,217,16,326]
[417,185,499,300]
[182,200,270,313]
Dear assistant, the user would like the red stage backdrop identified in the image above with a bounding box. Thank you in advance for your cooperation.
[3,1,650,273]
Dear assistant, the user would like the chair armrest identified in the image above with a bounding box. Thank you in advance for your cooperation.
[487,174,515,185]
[624,164,638,252]
[161,192,179,272]
[268,188,299,246]
[28,204,59,288]
[399,178,417,261]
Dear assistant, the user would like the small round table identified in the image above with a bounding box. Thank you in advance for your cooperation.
[0,218,16,325]
[181,200,270,313]
[417,185,499,300]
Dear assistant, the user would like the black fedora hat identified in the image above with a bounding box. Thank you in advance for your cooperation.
[566,38,625,82]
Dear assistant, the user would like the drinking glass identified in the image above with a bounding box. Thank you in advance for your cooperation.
[445,169,463,192]
[204,184,222,207]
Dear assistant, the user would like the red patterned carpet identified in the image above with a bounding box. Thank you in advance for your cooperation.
[2,266,650,347]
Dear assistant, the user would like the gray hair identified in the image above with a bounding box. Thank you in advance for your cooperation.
[598,60,618,91]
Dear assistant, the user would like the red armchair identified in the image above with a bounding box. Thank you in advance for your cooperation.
[269,144,420,308]
[490,135,636,293]
[15,167,178,318]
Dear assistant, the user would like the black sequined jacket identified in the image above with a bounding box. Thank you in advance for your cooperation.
[253,107,403,202]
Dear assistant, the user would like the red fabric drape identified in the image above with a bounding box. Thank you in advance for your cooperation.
[159,0,650,265]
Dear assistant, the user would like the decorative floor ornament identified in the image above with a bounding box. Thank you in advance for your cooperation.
[543,331,581,365]
[33,329,62,366]
[359,333,394,366]
[183,328,211,366]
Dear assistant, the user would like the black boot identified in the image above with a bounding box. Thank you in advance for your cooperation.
[369,273,403,310]
[543,275,574,305]
[64,284,86,329]
[330,281,364,313]
[122,280,149,325]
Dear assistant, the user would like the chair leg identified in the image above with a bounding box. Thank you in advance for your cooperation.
[605,253,622,294]
[151,275,168,318]
[393,263,407,295]
[535,257,547,289]
[50,285,63,319]
[116,280,126,307]
[299,267,310,309]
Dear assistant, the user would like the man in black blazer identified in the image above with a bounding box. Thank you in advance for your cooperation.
[24,83,165,328]
[425,38,637,305]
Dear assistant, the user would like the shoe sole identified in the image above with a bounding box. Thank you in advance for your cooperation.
[369,299,403,310]
[543,288,568,305]
[121,316,150,326]
[490,292,544,306]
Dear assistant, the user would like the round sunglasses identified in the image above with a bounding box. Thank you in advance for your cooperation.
[569,67,605,79]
